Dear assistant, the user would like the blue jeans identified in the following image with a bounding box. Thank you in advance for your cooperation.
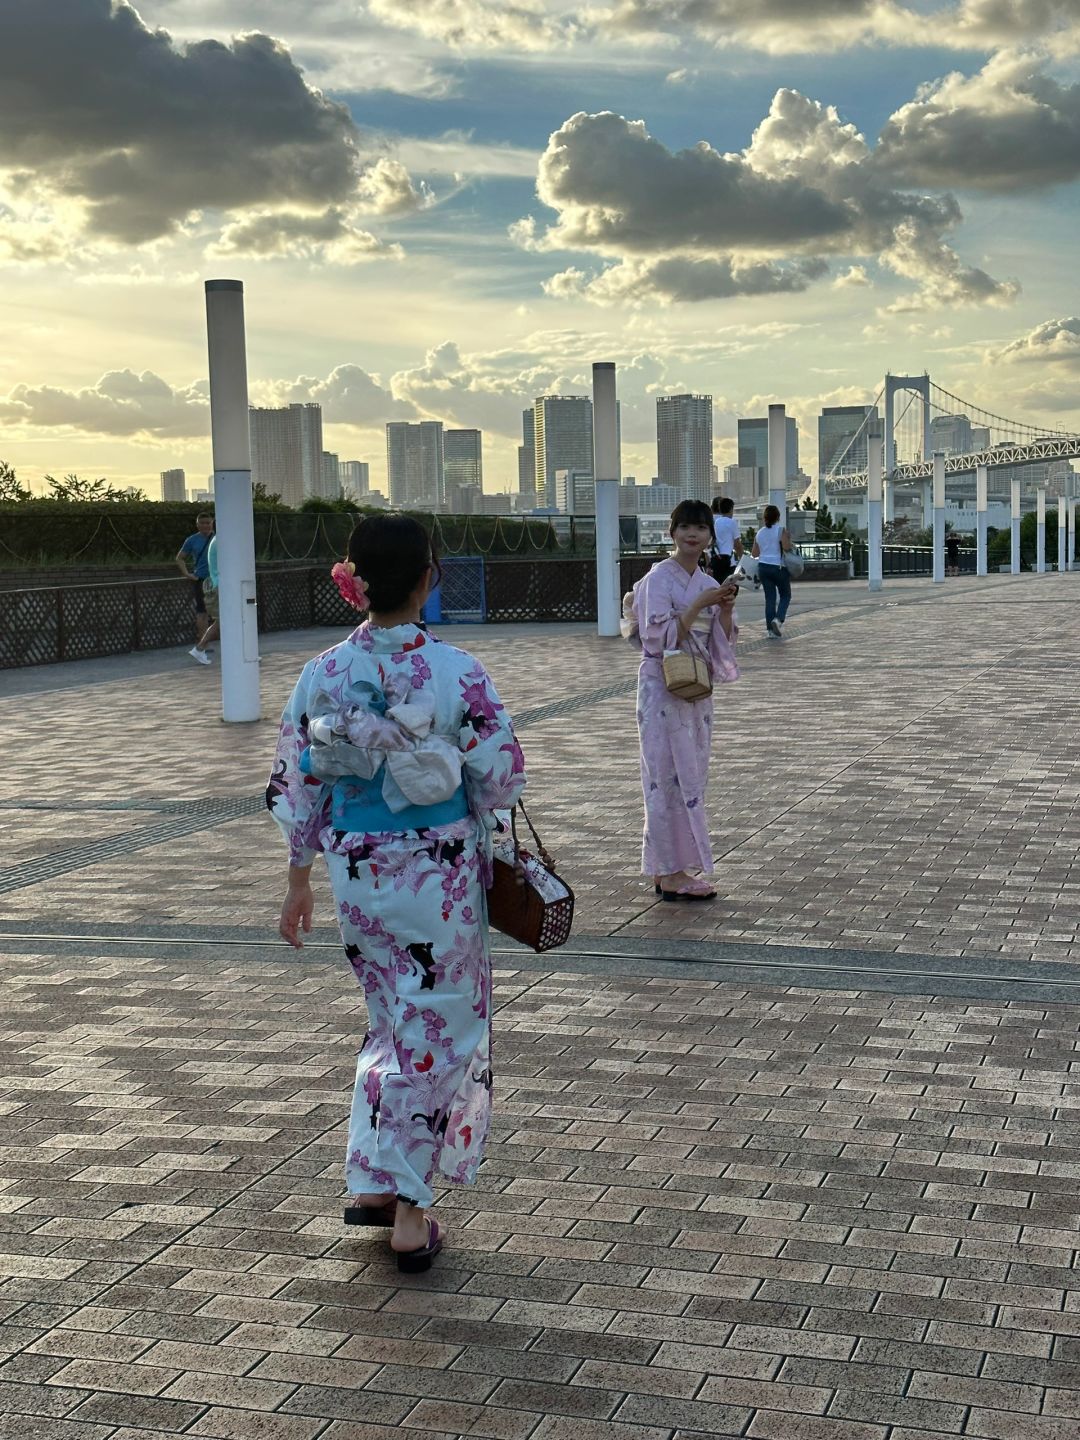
[758,563,791,628]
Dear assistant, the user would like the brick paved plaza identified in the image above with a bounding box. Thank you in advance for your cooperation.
[2,572,1080,1440]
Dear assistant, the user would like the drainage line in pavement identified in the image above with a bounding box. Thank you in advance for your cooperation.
[4,930,1080,992]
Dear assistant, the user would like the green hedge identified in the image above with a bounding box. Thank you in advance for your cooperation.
[0,501,581,568]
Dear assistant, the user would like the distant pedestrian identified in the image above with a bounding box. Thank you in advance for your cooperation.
[946,531,961,577]
[710,496,743,583]
[176,513,215,662]
[187,536,219,666]
[628,501,740,901]
[268,514,526,1273]
[752,504,793,638]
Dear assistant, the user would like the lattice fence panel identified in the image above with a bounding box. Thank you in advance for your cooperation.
[483,559,596,623]
[311,571,362,628]
[438,558,485,621]
[258,567,315,633]
[59,586,137,660]
[134,581,202,650]
[0,588,60,667]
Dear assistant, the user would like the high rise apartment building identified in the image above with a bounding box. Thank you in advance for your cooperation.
[444,429,483,499]
[321,451,341,500]
[250,403,323,508]
[160,468,186,502]
[386,420,445,510]
[818,405,876,481]
[340,461,369,499]
[656,394,713,503]
[737,415,799,499]
[533,395,593,509]
[930,413,991,456]
[518,408,536,508]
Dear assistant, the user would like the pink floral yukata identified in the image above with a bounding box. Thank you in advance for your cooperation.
[267,621,526,1209]
[633,558,739,878]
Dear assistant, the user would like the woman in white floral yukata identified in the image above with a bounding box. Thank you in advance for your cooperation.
[267,515,526,1273]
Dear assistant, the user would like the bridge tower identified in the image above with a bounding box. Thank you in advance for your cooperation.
[884,373,932,474]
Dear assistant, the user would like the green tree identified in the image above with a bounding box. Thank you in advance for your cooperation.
[43,472,143,502]
[0,461,30,502]
[987,511,1056,571]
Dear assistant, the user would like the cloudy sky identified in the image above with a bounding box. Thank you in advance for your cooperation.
[1,0,1078,496]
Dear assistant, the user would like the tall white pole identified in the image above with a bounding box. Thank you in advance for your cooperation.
[932,451,945,585]
[975,464,988,578]
[1069,499,1077,572]
[205,279,260,722]
[867,422,883,593]
[883,474,895,526]
[1057,495,1067,573]
[1010,477,1021,574]
[592,362,620,637]
[1036,488,1046,574]
[767,403,787,526]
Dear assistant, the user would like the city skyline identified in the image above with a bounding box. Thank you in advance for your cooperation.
[1,2,1078,499]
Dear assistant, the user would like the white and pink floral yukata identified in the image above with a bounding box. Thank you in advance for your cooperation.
[267,621,526,1209]
[633,558,740,879]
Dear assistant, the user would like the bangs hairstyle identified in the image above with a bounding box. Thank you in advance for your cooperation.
[669,499,714,536]
[346,514,440,612]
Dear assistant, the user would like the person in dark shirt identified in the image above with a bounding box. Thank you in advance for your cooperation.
[945,530,961,576]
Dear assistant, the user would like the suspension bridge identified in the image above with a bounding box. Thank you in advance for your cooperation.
[816,373,1080,500]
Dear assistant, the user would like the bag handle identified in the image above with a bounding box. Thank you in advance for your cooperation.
[510,800,555,872]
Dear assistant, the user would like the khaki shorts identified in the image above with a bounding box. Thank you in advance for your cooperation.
[202,586,219,622]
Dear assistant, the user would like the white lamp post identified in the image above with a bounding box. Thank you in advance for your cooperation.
[204,279,260,722]
[1058,495,1067,574]
[592,362,620,637]
[1036,488,1046,574]
[932,451,945,585]
[767,404,787,526]
[1010,477,1021,575]
[975,464,988,577]
[867,421,883,593]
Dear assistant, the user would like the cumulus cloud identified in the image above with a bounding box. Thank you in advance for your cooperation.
[517,95,1018,309]
[0,0,426,264]
[876,53,1080,193]
[994,317,1080,364]
[209,208,404,263]
[255,364,417,424]
[948,0,1080,55]
[0,369,208,437]
[544,256,828,305]
[834,264,872,288]
[367,0,574,50]
[356,157,435,215]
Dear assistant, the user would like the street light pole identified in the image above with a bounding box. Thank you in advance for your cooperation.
[204,279,260,722]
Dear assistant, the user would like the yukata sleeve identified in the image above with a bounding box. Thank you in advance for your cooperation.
[266,660,332,867]
[636,564,684,654]
[457,661,527,815]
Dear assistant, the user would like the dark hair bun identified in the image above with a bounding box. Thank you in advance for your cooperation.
[346,515,439,613]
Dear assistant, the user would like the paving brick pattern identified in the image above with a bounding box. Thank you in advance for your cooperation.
[1,572,1080,1438]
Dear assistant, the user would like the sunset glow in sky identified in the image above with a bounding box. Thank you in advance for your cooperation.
[2,0,1078,496]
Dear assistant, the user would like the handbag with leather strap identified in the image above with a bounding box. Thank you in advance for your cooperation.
[486,802,575,953]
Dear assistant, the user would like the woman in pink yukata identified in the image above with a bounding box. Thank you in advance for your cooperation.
[632,500,740,902]
[267,516,526,1273]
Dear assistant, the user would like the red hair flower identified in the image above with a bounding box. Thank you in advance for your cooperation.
[331,560,370,611]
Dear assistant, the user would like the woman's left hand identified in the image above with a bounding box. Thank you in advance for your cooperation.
[280,880,314,948]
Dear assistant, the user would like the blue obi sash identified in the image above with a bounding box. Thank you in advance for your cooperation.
[299,747,468,832]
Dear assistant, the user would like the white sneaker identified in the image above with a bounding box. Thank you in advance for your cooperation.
[189,646,212,666]
[768,619,782,637]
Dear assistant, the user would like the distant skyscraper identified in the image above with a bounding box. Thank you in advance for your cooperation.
[518,408,536,507]
[723,463,759,505]
[386,420,445,510]
[656,394,713,502]
[340,461,369,499]
[818,405,876,480]
[160,468,186,502]
[737,415,799,499]
[250,403,323,508]
[555,468,595,515]
[930,413,990,457]
[321,451,341,500]
[444,429,483,503]
[533,395,593,509]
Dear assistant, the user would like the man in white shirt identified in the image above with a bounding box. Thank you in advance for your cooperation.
[710,497,743,582]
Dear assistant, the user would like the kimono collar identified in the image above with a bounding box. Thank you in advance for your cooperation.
[348,620,430,654]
